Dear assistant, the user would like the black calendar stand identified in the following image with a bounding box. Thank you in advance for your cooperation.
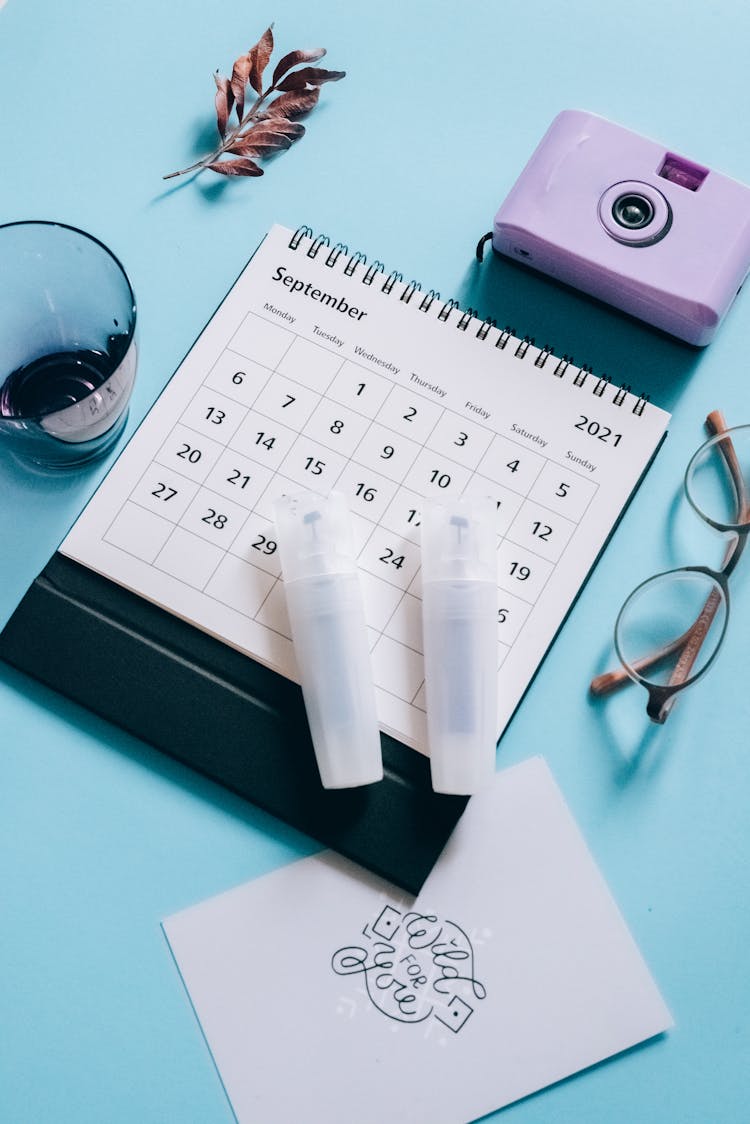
[0,551,467,894]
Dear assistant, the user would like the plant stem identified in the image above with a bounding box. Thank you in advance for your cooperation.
[163,84,276,180]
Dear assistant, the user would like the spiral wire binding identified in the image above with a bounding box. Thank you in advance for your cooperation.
[289,225,650,414]
[325,243,348,268]
[438,298,459,322]
[534,344,552,369]
[401,280,421,304]
[344,250,366,277]
[419,290,440,313]
[382,270,402,295]
[362,261,384,286]
[307,233,329,258]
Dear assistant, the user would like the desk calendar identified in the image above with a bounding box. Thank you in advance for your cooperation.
[60,224,671,752]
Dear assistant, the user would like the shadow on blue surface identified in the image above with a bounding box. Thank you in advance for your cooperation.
[0,659,319,858]
[586,677,672,789]
[478,1032,670,1123]
[0,444,96,491]
[455,252,703,414]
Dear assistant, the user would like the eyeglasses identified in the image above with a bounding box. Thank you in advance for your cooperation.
[590,410,750,723]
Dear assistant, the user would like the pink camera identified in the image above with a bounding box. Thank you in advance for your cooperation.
[485,110,750,345]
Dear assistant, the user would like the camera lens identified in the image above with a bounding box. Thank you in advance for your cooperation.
[598,181,672,247]
[612,193,654,230]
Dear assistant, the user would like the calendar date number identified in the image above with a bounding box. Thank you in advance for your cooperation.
[202,508,228,529]
[151,482,177,501]
[379,547,405,570]
[177,443,201,464]
[252,533,277,555]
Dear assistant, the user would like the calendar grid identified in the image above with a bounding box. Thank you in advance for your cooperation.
[62,224,670,753]
[102,307,603,718]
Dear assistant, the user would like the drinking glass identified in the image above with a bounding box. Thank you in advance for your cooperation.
[0,221,137,468]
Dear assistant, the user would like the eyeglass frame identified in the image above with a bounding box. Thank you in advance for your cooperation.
[590,410,750,723]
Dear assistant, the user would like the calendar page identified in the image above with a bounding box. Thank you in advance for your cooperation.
[61,224,670,752]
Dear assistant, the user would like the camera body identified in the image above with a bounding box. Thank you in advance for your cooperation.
[491,110,750,345]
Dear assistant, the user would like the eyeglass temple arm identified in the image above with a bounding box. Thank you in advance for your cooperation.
[590,410,746,702]
[649,585,725,721]
[708,408,749,579]
[652,412,748,719]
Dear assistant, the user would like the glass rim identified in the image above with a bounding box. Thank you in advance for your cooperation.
[613,564,730,692]
[684,423,750,534]
[0,218,137,333]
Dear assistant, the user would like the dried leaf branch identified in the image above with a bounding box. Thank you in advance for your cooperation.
[164,25,345,180]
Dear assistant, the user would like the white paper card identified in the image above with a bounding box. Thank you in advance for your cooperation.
[163,759,672,1123]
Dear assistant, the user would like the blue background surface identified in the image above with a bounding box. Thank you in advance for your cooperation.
[2,1,749,1121]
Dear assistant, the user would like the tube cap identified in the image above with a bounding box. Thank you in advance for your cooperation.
[421,495,496,583]
[274,490,357,583]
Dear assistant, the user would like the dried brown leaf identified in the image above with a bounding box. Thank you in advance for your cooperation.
[239,124,297,145]
[247,25,274,95]
[250,116,306,139]
[271,47,326,86]
[276,66,346,92]
[206,157,264,177]
[264,86,320,119]
[230,54,252,121]
[228,130,294,156]
[225,139,263,158]
[213,73,234,138]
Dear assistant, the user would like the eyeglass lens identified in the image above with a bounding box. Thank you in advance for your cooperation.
[685,424,750,532]
[614,569,728,690]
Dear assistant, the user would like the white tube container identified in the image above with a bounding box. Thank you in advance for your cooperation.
[274,490,383,789]
[421,496,498,794]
